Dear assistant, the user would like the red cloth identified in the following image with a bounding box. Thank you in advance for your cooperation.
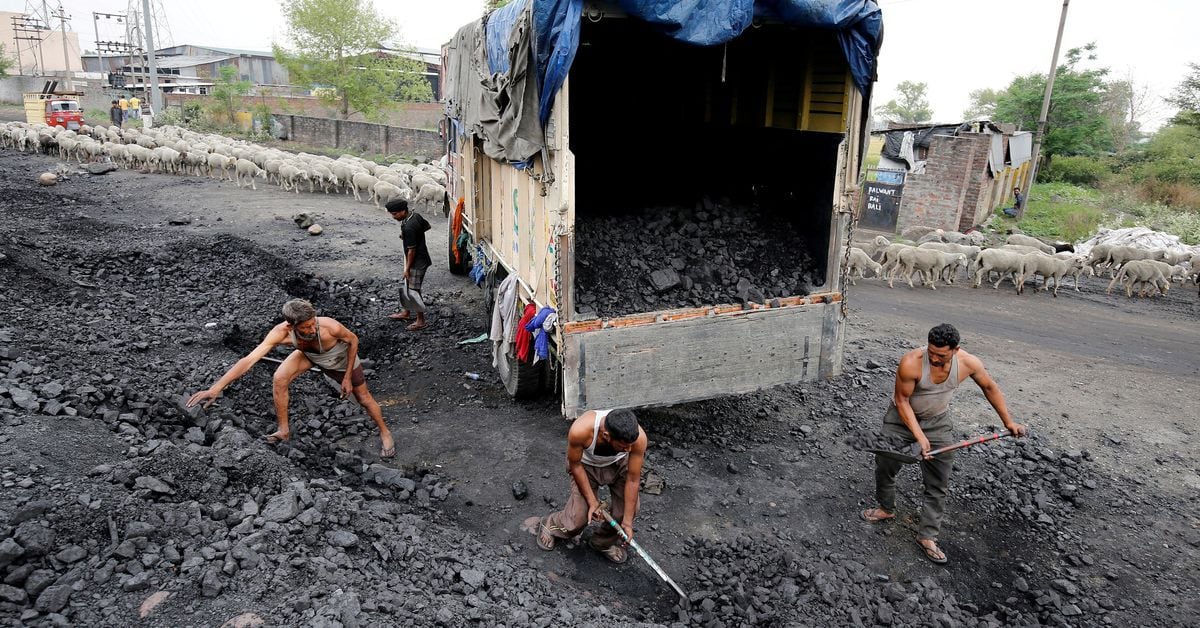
[515,303,537,363]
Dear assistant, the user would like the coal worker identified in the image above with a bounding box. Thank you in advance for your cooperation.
[860,323,1026,564]
[385,199,431,331]
[109,100,123,128]
[537,409,648,563]
[187,299,395,458]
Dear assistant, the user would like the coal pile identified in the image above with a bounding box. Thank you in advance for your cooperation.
[575,203,822,318]
[0,206,645,625]
[681,534,1036,626]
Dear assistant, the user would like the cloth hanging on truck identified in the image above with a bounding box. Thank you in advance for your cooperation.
[490,274,521,368]
[523,306,557,364]
[515,304,538,363]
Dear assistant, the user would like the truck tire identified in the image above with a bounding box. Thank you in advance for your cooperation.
[497,346,543,399]
[447,202,470,276]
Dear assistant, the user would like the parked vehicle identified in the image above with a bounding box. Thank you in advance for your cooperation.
[441,0,882,416]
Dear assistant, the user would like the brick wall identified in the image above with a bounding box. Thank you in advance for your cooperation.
[275,114,443,160]
[896,133,994,234]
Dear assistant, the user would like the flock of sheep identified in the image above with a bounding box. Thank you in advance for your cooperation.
[0,120,448,212]
[848,227,1200,298]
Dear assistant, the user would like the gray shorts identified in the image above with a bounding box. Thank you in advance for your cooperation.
[408,267,426,293]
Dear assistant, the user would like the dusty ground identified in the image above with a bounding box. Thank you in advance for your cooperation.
[1,138,1198,628]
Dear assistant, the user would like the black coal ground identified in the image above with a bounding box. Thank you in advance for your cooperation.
[0,146,1196,627]
[574,203,822,319]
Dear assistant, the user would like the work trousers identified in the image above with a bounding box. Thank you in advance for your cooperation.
[543,458,635,550]
[874,405,956,540]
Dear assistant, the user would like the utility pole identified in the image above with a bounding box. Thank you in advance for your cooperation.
[1022,0,1070,218]
[53,3,71,89]
[92,13,104,77]
[141,0,162,114]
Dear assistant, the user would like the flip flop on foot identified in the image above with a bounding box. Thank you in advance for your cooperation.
[264,432,289,445]
[406,321,427,331]
[593,543,628,564]
[860,508,895,523]
[918,538,948,564]
[387,312,410,321]
[536,520,556,551]
[380,435,396,458]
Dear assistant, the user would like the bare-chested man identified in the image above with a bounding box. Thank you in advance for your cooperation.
[861,323,1026,564]
[537,409,647,563]
[187,299,395,458]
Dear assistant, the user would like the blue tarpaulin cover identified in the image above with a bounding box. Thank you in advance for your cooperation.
[450,0,881,164]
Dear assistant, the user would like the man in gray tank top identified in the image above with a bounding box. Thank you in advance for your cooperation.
[861,323,1026,564]
[536,409,648,564]
[187,299,395,458]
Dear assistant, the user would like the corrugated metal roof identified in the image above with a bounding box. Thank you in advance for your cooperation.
[154,54,234,69]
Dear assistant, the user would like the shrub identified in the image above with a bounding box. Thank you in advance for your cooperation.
[182,102,204,124]
[1041,155,1110,187]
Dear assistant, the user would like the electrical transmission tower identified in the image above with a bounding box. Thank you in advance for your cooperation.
[126,0,173,52]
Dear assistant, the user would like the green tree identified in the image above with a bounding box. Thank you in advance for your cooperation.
[875,80,933,123]
[207,65,253,127]
[0,44,14,78]
[273,0,432,120]
[1165,62,1200,129]
[962,87,999,120]
[992,44,1113,160]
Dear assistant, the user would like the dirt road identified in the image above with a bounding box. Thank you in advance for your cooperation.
[1,143,1197,626]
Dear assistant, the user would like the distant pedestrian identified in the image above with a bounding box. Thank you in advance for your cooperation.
[386,199,431,331]
[860,323,1026,564]
[118,95,129,123]
[1003,186,1026,218]
[109,100,123,128]
[128,94,141,120]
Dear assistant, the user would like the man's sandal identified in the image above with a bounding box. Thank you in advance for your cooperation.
[860,508,895,523]
[536,520,556,551]
[594,543,627,564]
[918,539,948,564]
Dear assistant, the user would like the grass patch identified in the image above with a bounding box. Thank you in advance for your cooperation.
[988,181,1200,245]
[990,182,1108,243]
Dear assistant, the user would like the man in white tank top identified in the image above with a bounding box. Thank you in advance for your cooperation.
[537,409,648,564]
[861,323,1026,564]
[186,299,395,458]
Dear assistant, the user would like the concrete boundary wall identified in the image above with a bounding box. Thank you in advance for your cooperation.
[274,114,443,160]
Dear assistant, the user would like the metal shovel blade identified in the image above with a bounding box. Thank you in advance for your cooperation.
[867,442,924,464]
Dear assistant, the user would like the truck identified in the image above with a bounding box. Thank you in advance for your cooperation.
[441,0,882,417]
[24,82,84,131]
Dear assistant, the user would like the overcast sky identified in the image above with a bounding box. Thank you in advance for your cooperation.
[4,0,1193,128]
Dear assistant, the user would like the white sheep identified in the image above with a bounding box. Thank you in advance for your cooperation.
[207,153,233,181]
[413,182,446,212]
[1005,234,1054,254]
[918,242,981,283]
[891,248,967,290]
[846,247,882,285]
[878,243,914,281]
[234,158,267,190]
[351,172,380,203]
[373,181,409,208]
[1107,259,1173,298]
[973,249,1035,293]
[1018,254,1086,297]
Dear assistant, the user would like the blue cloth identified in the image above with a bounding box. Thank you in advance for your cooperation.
[523,306,556,361]
[479,0,882,141]
[482,0,888,118]
[469,245,489,286]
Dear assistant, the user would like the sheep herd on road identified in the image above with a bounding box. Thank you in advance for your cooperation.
[848,226,1200,299]
[0,120,448,213]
